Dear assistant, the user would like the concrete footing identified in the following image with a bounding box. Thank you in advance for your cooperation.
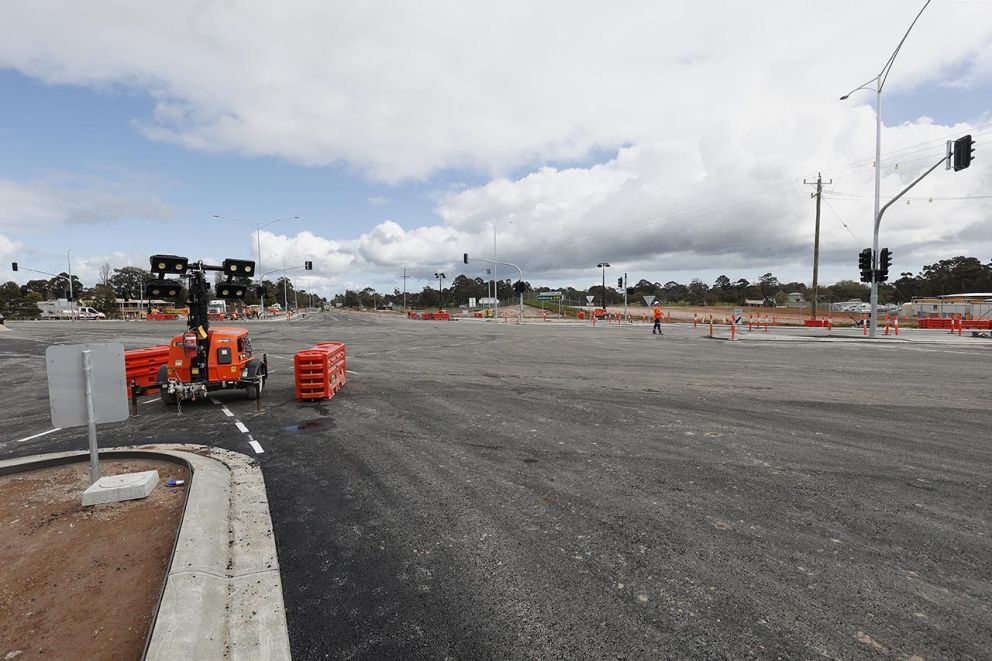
[81,470,159,506]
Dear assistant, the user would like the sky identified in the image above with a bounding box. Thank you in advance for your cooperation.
[0,0,990,298]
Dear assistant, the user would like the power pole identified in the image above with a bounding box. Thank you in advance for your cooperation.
[804,172,832,319]
[401,268,411,310]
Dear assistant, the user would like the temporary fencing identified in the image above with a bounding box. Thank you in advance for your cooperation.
[294,342,347,401]
[147,313,178,321]
[124,345,170,396]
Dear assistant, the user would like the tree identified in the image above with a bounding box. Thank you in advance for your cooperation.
[687,279,709,305]
[47,272,84,300]
[109,266,152,301]
[91,283,118,317]
[99,262,112,287]
[0,281,42,319]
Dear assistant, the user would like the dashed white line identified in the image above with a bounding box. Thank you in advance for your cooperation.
[139,397,161,405]
[248,440,264,454]
[14,428,62,443]
[235,421,249,434]
[221,408,235,417]
[346,370,357,375]
[209,397,222,405]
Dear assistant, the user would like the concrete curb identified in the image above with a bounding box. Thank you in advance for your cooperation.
[0,445,291,661]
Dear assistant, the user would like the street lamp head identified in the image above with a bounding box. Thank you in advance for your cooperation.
[839,95,849,101]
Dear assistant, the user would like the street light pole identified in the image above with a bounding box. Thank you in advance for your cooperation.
[840,0,930,337]
[597,262,610,311]
[213,214,300,317]
[66,249,75,320]
[434,272,445,310]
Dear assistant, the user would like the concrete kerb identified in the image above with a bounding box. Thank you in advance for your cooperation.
[0,444,290,661]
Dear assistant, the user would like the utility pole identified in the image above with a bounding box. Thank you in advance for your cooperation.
[401,268,411,310]
[804,172,832,319]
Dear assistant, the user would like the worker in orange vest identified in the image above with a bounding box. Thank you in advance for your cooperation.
[652,304,663,335]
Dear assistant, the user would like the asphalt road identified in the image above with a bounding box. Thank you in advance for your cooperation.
[2,313,991,659]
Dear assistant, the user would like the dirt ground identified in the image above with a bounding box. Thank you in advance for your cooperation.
[0,459,188,661]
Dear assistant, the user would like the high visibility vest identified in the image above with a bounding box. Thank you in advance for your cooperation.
[653,307,662,320]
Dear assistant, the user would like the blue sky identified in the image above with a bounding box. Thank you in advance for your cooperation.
[1,1,990,296]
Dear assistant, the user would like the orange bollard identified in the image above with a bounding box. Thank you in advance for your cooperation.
[827,314,833,331]
[693,313,698,328]
[863,314,868,336]
[958,316,963,336]
[894,316,899,336]
[709,319,714,337]
[730,320,736,341]
[748,315,753,332]
[763,316,769,332]
[883,314,890,335]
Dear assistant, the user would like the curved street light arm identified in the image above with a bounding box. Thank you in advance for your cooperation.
[879,0,931,91]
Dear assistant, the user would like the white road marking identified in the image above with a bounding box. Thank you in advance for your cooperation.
[15,428,62,443]
[346,370,357,375]
[139,397,161,405]
[209,397,222,405]
[235,421,249,433]
[221,408,235,417]
[249,440,264,454]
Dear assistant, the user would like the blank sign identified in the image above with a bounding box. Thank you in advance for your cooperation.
[46,343,129,429]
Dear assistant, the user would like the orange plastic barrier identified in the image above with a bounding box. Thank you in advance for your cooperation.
[124,345,170,396]
[147,313,178,321]
[803,319,830,327]
[294,342,347,401]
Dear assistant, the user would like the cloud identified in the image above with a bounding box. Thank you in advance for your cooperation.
[0,177,174,231]
[2,1,990,184]
[1,1,991,289]
[367,196,389,206]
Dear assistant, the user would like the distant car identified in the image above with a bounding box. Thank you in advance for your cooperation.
[76,306,107,320]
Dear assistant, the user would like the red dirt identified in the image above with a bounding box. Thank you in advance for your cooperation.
[0,459,188,660]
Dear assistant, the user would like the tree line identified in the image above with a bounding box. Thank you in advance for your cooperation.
[3,255,989,319]
[0,264,328,319]
[335,256,992,310]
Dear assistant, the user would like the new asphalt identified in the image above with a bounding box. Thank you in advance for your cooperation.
[2,312,990,659]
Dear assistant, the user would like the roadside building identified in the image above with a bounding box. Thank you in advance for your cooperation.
[785,292,806,308]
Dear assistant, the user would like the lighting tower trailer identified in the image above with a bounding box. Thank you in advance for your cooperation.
[139,254,268,407]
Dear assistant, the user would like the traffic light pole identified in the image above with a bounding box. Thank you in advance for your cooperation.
[464,255,524,322]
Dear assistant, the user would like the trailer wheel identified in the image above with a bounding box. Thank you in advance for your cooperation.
[245,362,267,401]
[156,365,177,406]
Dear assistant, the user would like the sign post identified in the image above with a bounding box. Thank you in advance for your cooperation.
[46,342,129,485]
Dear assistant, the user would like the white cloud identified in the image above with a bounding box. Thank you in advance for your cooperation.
[1,1,991,289]
[0,177,173,230]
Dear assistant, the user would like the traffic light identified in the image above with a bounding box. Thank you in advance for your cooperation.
[877,248,893,282]
[304,260,313,270]
[858,248,873,283]
[150,254,189,276]
[463,253,468,264]
[221,258,255,277]
[953,134,975,171]
[617,277,623,288]
[11,262,17,272]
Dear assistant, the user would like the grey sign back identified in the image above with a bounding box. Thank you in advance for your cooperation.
[46,342,129,428]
